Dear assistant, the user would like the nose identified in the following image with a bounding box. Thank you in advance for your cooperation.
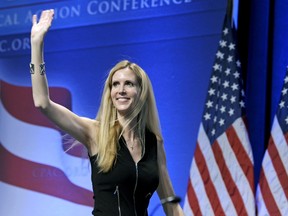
[120,85,126,94]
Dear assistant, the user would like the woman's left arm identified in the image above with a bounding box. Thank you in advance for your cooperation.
[156,138,185,216]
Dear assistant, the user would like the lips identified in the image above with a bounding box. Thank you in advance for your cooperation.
[116,97,130,101]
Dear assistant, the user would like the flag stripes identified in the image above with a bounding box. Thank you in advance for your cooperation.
[184,13,255,216]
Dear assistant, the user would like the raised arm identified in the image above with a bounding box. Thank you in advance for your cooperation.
[156,139,184,216]
[30,9,96,154]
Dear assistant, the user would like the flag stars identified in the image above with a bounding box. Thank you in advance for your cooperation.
[223,81,229,88]
[216,51,224,59]
[279,100,285,108]
[211,75,218,83]
[240,100,245,108]
[285,116,288,125]
[204,113,211,120]
[219,118,225,126]
[219,40,227,48]
[208,88,216,96]
[211,128,216,136]
[228,108,235,116]
[227,55,233,63]
[202,21,248,142]
[221,93,228,101]
[225,68,231,76]
[234,71,240,79]
[220,106,226,113]
[284,76,288,83]
[231,83,239,91]
[213,63,222,71]
[228,43,235,50]
[206,100,213,108]
[282,87,288,95]
[236,60,241,67]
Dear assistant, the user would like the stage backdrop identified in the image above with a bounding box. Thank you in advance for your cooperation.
[0,0,227,215]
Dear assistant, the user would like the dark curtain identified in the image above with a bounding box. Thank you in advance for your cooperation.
[238,0,288,185]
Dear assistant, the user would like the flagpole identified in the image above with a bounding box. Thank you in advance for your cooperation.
[227,0,233,26]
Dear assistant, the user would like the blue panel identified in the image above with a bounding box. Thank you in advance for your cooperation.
[0,0,227,215]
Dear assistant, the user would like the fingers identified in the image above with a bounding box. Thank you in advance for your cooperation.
[48,9,54,23]
[33,9,54,25]
[32,14,37,25]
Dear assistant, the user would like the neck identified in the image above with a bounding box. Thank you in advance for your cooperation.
[117,116,138,141]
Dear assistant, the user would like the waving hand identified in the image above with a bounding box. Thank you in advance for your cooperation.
[31,9,54,44]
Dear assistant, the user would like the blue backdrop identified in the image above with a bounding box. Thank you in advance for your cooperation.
[0,1,226,214]
[2,0,287,215]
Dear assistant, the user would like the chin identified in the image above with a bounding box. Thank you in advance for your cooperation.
[116,107,132,116]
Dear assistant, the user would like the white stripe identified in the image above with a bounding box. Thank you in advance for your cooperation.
[262,151,288,214]
[0,182,92,216]
[190,157,214,216]
[197,123,237,215]
[217,119,255,214]
[271,116,288,175]
[183,195,194,216]
[233,118,254,162]
[262,149,288,215]
[255,184,269,216]
[0,101,91,191]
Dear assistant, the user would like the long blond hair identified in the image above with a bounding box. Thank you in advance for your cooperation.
[95,60,162,172]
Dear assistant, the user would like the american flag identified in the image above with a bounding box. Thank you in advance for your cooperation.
[256,70,288,215]
[0,80,93,216]
[183,15,255,216]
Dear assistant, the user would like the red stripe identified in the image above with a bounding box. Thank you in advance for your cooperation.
[0,143,94,207]
[226,124,254,193]
[194,143,225,215]
[258,167,281,215]
[268,135,288,200]
[187,177,202,215]
[1,80,86,158]
[212,141,248,216]
[1,80,70,130]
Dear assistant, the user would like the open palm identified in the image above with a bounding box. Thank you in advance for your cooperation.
[31,9,54,43]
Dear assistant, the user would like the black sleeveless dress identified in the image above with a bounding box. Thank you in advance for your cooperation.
[89,130,159,216]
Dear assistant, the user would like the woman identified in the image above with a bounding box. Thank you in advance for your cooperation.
[30,9,184,216]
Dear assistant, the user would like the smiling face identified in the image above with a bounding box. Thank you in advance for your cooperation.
[110,67,140,117]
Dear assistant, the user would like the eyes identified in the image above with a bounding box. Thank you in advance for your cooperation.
[111,80,136,88]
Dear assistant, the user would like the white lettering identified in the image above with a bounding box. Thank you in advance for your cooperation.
[141,0,150,8]
[0,37,30,53]
[160,0,170,6]
[0,0,195,39]
[131,0,139,9]
[0,40,8,52]
[98,1,110,14]
[111,0,121,12]
[0,13,19,27]
[87,0,98,15]
[85,0,194,17]
[11,39,22,51]
[24,11,33,24]
[123,0,131,10]
[172,0,182,4]
[151,0,158,7]
[53,5,81,19]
